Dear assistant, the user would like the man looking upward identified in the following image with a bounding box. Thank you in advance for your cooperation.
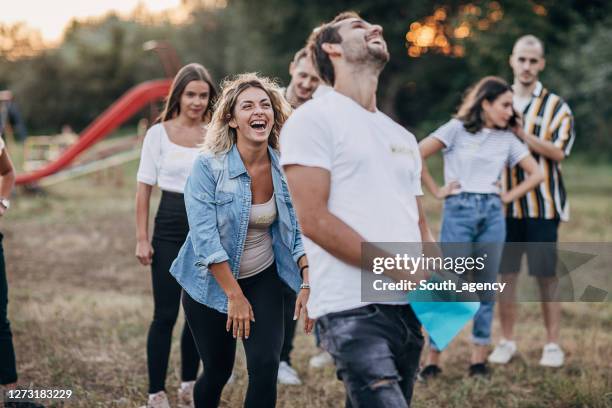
[280,11,433,407]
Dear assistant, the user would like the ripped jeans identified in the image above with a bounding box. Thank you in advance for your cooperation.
[317,304,423,408]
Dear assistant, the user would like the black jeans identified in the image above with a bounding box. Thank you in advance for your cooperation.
[317,304,423,408]
[0,232,18,385]
[279,282,297,365]
[182,263,284,408]
[147,191,200,393]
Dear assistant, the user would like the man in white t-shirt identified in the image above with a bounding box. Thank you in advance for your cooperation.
[280,11,434,407]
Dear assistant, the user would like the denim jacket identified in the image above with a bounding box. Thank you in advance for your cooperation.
[170,144,305,313]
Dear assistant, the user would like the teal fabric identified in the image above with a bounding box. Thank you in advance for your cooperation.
[409,296,479,351]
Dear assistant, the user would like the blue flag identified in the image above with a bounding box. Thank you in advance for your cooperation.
[410,298,479,350]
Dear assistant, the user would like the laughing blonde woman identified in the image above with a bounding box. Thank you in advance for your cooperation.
[170,73,312,408]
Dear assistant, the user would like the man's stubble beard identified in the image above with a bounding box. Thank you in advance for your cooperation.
[343,40,389,72]
[517,71,538,87]
[368,45,390,67]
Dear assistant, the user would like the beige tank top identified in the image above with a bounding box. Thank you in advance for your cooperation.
[238,194,277,279]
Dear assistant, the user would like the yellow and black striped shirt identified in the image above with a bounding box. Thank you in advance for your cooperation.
[503,82,575,221]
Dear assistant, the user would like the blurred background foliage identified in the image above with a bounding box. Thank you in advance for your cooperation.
[1,0,610,158]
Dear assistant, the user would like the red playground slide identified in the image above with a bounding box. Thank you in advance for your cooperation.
[16,79,172,185]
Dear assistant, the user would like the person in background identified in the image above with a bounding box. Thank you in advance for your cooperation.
[489,35,576,368]
[304,75,337,373]
[284,47,320,109]
[0,134,44,408]
[135,63,217,408]
[418,76,543,378]
[277,46,322,386]
[0,91,27,142]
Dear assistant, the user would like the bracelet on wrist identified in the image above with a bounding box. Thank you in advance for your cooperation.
[299,264,309,278]
[300,283,310,290]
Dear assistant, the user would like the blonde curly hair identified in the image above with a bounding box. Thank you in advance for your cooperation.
[203,73,292,154]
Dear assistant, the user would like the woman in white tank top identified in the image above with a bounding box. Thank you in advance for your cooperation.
[135,63,217,408]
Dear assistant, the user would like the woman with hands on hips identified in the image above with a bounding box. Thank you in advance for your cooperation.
[170,73,312,408]
[418,76,543,379]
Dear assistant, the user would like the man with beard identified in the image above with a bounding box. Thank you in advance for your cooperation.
[280,11,434,407]
[489,35,575,368]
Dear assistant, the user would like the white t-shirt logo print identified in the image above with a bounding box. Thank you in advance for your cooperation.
[390,144,415,156]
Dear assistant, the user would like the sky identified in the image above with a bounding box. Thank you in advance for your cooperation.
[2,0,182,43]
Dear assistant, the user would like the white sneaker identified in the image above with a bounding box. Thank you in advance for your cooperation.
[539,343,564,367]
[488,339,517,364]
[309,351,333,368]
[282,361,299,377]
[177,381,195,408]
[277,361,302,385]
[144,391,170,408]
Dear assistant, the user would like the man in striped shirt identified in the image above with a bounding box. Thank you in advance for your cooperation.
[489,35,575,368]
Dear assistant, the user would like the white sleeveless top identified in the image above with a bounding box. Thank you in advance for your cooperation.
[238,195,277,279]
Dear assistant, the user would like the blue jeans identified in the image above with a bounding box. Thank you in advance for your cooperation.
[317,304,423,408]
[430,193,505,351]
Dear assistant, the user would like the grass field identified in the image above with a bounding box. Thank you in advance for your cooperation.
[3,153,612,407]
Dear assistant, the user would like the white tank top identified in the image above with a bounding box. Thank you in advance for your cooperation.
[238,194,277,279]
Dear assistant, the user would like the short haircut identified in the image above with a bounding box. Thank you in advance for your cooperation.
[512,35,545,57]
[307,11,361,85]
[291,47,308,65]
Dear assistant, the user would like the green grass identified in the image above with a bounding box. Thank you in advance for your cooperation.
[3,157,612,407]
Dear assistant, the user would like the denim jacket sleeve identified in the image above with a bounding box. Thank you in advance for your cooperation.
[184,155,230,267]
[292,218,306,263]
[284,180,305,262]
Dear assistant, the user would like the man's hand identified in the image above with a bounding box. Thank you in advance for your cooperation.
[511,115,526,140]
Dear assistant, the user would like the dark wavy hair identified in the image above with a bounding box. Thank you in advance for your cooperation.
[455,76,514,133]
[158,63,217,123]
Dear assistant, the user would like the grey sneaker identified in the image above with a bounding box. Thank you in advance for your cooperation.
[142,391,170,408]
[177,381,195,408]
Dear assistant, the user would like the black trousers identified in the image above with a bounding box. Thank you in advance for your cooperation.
[0,232,17,385]
[182,263,284,408]
[279,282,297,365]
[147,191,200,393]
